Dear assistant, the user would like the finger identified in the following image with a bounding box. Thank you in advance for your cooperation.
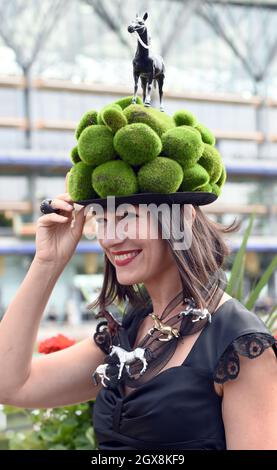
[74,205,86,221]
[55,192,73,202]
[69,206,85,229]
[50,198,74,213]
[75,203,85,213]
[37,213,69,226]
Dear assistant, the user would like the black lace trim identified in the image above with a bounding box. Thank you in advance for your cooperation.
[213,332,277,384]
[93,320,112,355]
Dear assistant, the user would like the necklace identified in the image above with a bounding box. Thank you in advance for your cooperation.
[92,269,228,390]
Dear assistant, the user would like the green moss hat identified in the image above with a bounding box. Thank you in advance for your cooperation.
[67,96,227,208]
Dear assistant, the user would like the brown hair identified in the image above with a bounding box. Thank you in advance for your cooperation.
[87,204,242,314]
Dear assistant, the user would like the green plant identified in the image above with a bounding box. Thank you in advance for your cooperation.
[226,211,277,332]
[2,401,97,450]
[2,333,98,450]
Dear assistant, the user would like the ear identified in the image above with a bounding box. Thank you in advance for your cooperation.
[143,12,148,21]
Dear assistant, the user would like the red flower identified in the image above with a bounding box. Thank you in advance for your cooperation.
[38,334,76,354]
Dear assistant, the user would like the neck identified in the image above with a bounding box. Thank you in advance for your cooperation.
[144,263,184,319]
[136,28,149,57]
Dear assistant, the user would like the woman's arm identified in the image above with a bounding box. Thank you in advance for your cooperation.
[222,347,277,449]
[0,257,106,407]
[0,258,65,396]
[0,189,106,408]
[0,335,105,408]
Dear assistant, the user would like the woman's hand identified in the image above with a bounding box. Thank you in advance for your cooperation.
[34,192,86,268]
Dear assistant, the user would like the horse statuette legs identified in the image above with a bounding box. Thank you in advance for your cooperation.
[110,345,148,379]
[128,12,165,112]
[92,344,149,388]
[92,363,110,387]
[178,298,212,323]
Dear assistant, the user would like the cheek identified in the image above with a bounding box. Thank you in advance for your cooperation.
[144,240,168,270]
[123,218,145,239]
[152,240,174,271]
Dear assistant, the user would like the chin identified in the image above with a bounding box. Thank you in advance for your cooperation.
[116,273,144,285]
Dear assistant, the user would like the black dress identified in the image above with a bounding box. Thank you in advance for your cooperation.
[91,297,277,450]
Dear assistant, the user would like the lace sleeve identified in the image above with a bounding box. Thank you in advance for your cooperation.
[213,332,277,384]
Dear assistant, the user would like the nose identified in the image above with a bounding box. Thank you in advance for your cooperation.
[98,224,128,250]
[128,25,135,33]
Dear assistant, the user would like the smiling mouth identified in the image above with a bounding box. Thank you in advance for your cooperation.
[113,249,142,266]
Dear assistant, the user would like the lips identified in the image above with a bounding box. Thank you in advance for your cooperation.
[113,249,142,267]
[111,250,141,255]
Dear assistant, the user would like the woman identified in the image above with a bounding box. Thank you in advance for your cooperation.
[0,190,276,450]
[0,96,277,450]
[88,201,277,450]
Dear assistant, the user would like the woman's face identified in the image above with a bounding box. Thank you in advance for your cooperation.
[94,204,183,286]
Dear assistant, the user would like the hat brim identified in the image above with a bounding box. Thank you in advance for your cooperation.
[73,191,217,208]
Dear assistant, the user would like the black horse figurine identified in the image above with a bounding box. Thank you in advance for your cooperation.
[127,12,165,112]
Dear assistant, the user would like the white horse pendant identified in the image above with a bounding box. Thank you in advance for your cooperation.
[178,305,212,323]
[92,363,110,387]
[110,345,148,380]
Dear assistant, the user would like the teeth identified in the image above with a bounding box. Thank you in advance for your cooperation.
[114,250,141,261]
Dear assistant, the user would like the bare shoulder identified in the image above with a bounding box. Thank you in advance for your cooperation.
[215,292,233,311]
[221,346,277,449]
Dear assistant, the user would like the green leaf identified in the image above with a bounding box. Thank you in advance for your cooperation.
[2,405,28,415]
[244,256,277,311]
[57,417,78,440]
[226,212,255,297]
[265,305,277,330]
[39,427,60,443]
[8,430,46,450]
[49,444,68,450]
[85,426,96,447]
[236,253,245,302]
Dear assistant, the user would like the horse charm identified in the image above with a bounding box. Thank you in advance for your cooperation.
[178,298,212,323]
[95,307,122,337]
[127,12,165,111]
[110,345,148,379]
[93,307,123,355]
[148,313,180,342]
[92,363,110,387]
